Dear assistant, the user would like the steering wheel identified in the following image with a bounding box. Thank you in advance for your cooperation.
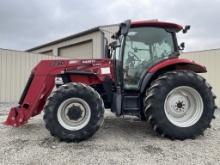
[128,51,140,61]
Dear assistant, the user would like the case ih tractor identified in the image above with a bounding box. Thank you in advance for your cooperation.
[5,20,216,142]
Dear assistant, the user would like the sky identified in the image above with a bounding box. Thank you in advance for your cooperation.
[0,0,219,52]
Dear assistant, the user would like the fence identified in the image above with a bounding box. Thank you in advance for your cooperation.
[181,49,220,107]
[0,48,60,102]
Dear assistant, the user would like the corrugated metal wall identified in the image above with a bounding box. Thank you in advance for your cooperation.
[182,49,220,107]
[0,49,60,102]
[58,40,93,58]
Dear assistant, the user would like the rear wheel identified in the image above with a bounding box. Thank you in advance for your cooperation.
[164,86,203,128]
[144,70,216,140]
[43,83,104,142]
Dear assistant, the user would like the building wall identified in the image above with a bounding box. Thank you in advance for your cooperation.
[58,40,93,59]
[182,49,220,107]
[101,25,119,45]
[40,50,53,56]
[30,31,103,58]
[0,49,60,102]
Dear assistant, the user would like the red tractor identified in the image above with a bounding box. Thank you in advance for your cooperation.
[5,20,216,142]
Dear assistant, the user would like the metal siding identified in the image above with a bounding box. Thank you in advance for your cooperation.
[101,25,119,44]
[30,31,103,58]
[0,49,60,102]
[182,49,220,107]
[58,40,93,59]
[93,32,102,58]
[40,50,53,56]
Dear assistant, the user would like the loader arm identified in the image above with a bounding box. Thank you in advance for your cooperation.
[4,59,112,127]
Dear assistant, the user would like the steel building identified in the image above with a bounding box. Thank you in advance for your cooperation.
[27,24,119,58]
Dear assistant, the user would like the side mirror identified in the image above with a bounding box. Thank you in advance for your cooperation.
[105,46,111,58]
[179,42,185,50]
[112,20,131,39]
[107,40,121,58]
[183,25,190,33]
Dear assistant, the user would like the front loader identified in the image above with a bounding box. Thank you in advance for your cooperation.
[5,20,216,142]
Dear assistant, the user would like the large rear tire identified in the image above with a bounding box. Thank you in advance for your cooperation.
[43,83,104,142]
[144,70,216,140]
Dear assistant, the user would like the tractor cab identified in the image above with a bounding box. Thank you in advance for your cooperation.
[110,20,182,89]
[109,20,187,116]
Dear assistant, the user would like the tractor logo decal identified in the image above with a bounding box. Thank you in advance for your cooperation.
[50,61,64,66]
[82,60,96,64]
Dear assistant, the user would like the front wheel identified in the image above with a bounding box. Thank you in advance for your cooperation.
[144,71,216,140]
[43,83,104,142]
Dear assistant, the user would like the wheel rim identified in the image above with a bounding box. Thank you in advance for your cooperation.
[164,86,204,127]
[57,98,91,131]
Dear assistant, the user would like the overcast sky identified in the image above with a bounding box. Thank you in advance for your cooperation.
[0,0,219,52]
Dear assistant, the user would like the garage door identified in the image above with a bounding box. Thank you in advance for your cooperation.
[58,40,93,59]
[40,50,53,56]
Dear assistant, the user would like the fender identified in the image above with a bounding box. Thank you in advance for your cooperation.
[140,58,207,93]
[148,58,207,73]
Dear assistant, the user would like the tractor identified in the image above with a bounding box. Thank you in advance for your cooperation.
[5,20,216,142]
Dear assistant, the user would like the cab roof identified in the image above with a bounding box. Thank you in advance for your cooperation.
[131,20,183,32]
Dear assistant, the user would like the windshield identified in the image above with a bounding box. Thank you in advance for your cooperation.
[123,27,176,89]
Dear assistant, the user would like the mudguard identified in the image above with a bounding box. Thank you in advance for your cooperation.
[140,58,207,93]
[148,58,207,73]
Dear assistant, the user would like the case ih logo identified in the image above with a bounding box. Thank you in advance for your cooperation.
[82,60,96,64]
[50,61,64,66]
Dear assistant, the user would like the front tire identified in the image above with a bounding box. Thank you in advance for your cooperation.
[43,83,104,142]
[144,70,216,140]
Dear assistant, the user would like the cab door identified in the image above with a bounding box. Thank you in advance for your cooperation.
[121,27,176,114]
[122,27,175,90]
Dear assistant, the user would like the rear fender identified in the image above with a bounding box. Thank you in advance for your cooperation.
[148,58,207,73]
[140,58,207,93]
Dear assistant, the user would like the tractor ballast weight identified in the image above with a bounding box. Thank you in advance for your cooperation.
[5,20,216,142]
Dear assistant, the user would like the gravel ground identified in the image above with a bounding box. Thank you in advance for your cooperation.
[0,103,220,165]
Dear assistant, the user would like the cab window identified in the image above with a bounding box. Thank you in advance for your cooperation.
[123,27,175,89]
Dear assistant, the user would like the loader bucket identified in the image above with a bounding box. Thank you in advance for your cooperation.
[4,106,27,127]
